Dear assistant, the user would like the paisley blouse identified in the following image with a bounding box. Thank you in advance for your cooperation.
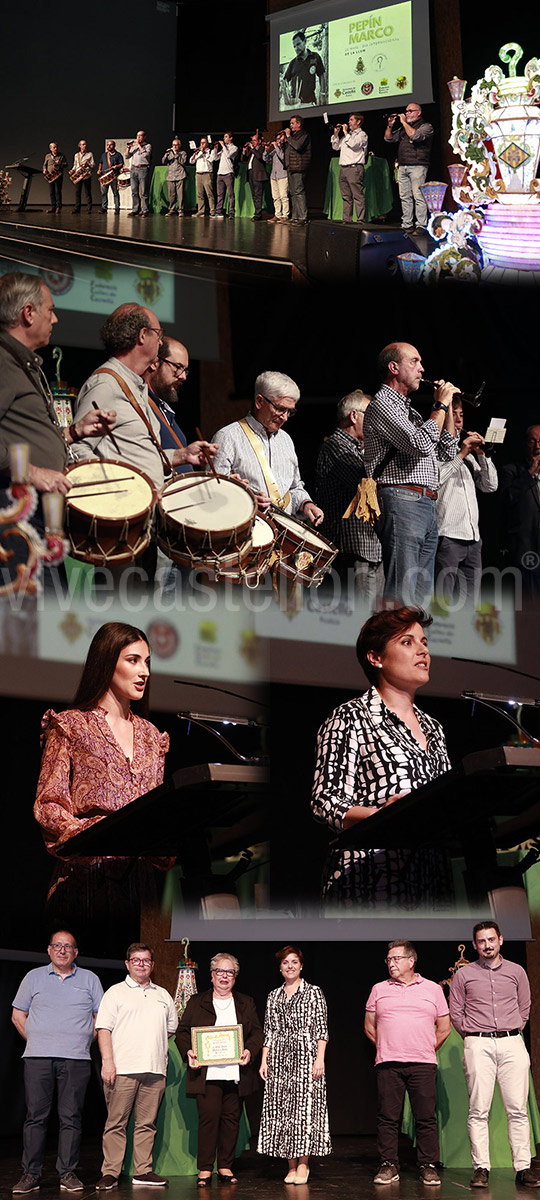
[34,707,169,859]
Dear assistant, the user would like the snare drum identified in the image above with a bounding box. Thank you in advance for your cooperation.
[212,513,277,586]
[156,473,257,566]
[272,509,338,586]
[64,459,157,564]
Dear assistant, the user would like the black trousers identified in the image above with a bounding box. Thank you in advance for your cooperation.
[248,173,264,218]
[376,1062,439,1166]
[22,1057,91,1177]
[74,178,92,209]
[48,179,63,208]
[196,1082,241,1172]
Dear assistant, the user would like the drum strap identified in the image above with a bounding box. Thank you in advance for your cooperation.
[237,419,290,510]
[146,393,187,453]
[94,369,176,479]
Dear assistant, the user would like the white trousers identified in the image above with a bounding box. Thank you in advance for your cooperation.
[463,1035,532,1170]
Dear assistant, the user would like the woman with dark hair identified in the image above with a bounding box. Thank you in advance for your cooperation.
[258,945,331,1184]
[176,951,263,1187]
[34,622,170,944]
[312,606,452,907]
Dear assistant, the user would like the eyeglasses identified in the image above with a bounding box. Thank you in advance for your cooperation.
[130,958,153,967]
[145,325,164,342]
[212,969,236,977]
[49,943,76,951]
[385,955,411,964]
[261,395,296,419]
[163,359,189,378]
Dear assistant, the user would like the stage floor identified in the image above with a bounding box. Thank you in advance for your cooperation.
[1,1137,537,1198]
[0,208,420,286]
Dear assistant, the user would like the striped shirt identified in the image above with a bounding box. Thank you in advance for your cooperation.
[312,686,451,903]
[363,383,458,489]
[315,427,382,561]
[437,450,497,541]
[212,412,310,514]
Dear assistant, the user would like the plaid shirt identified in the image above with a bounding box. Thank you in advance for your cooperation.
[316,427,382,562]
[363,383,458,490]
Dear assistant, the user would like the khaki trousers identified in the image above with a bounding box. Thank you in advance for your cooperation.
[102,1073,166,1178]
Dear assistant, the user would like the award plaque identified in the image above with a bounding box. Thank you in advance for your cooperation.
[191,1024,244,1066]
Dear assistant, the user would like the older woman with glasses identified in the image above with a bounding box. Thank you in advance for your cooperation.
[258,945,331,1184]
[176,952,263,1186]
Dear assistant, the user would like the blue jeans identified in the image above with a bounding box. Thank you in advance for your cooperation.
[379,486,438,605]
[398,164,429,228]
[102,180,120,211]
[131,166,150,213]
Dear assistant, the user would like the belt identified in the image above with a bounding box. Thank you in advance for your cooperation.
[379,483,438,501]
[465,1030,520,1038]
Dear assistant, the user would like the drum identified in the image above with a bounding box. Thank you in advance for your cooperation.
[215,513,277,586]
[272,509,338,587]
[156,473,257,566]
[64,459,157,564]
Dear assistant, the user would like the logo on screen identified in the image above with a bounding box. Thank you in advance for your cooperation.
[361,82,374,95]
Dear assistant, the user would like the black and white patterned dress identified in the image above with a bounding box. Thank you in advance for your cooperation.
[257,979,332,1159]
[311,686,452,907]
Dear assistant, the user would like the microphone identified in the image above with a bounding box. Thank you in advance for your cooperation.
[421,380,486,408]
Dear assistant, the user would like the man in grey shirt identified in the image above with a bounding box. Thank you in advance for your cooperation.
[75,304,215,490]
[449,921,539,1189]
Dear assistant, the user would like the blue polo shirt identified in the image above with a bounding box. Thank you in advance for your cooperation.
[13,963,104,1060]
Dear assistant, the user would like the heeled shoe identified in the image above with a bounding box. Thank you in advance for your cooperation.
[197,1175,212,1187]
[294,1168,310,1184]
[217,1172,238,1185]
[284,1171,297,1184]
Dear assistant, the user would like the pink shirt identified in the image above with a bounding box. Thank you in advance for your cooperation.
[366,974,449,1065]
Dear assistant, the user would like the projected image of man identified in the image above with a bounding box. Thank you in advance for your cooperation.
[282,30,326,108]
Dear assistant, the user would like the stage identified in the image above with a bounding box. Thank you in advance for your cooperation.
[0,207,431,286]
[1,1136,537,1198]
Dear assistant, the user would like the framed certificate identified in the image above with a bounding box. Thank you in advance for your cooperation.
[191,1024,244,1066]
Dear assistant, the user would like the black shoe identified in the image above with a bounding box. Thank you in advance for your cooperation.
[516,1170,540,1187]
[250,215,261,221]
[141,211,151,218]
[60,1174,84,1191]
[373,1162,400,1184]
[419,1165,441,1185]
[12,1178,40,1194]
[128,211,139,218]
[470,1168,489,1188]
[132,1173,168,1186]
[72,208,80,214]
[95,1177,118,1191]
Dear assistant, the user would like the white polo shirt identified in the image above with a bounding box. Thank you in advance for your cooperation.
[96,976,178,1076]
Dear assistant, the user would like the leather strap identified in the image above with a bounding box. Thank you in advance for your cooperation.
[94,368,174,478]
[238,418,290,510]
[147,393,187,454]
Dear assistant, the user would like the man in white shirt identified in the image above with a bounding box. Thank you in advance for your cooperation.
[212,370,323,524]
[212,133,239,219]
[435,397,497,602]
[126,132,152,217]
[330,114,368,223]
[95,942,178,1190]
[190,139,215,217]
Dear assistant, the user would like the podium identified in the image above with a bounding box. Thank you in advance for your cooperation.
[7,163,43,211]
[333,746,540,906]
[61,762,268,907]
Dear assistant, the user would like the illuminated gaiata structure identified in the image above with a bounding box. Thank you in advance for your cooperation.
[398,44,540,284]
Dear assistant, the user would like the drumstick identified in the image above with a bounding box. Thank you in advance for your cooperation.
[195,426,220,483]
[69,475,135,487]
[67,489,129,500]
[91,400,122,456]
[163,475,218,498]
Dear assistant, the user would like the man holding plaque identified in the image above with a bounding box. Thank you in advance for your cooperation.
[176,952,263,1187]
[95,943,178,1190]
[365,940,450,1185]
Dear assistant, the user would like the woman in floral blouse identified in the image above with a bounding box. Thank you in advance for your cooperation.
[34,622,170,947]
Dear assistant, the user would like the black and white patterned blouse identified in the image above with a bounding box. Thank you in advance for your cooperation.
[311,686,452,906]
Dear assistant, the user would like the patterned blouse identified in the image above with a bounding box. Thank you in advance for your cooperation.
[34,707,169,860]
[311,686,452,906]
